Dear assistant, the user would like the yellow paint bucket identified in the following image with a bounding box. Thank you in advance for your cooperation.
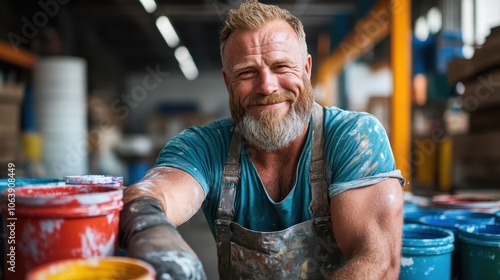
[26,257,155,280]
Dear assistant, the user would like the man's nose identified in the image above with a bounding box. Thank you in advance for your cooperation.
[256,70,279,95]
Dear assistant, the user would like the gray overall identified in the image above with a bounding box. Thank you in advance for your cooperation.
[214,103,346,279]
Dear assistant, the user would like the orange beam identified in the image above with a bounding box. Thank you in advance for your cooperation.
[0,40,38,69]
[316,0,391,86]
[390,0,411,191]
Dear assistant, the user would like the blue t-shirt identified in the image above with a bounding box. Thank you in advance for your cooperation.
[155,106,404,235]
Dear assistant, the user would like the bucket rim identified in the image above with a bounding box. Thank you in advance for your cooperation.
[64,175,123,185]
[419,214,495,229]
[458,224,500,241]
[0,184,123,206]
[402,224,455,255]
[26,256,156,280]
[0,178,65,189]
[403,224,455,245]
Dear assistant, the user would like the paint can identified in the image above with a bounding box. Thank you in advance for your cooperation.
[458,224,500,280]
[26,257,155,280]
[64,175,124,188]
[0,184,123,280]
[400,224,454,280]
[404,207,443,224]
[0,178,65,279]
[419,214,496,280]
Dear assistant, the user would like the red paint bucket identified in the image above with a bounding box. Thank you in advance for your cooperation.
[432,194,500,212]
[1,185,123,280]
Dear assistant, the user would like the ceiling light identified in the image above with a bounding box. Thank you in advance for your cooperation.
[174,46,191,62]
[156,16,180,48]
[174,46,198,80]
[139,0,157,13]
[179,60,199,80]
[427,7,442,34]
[414,16,430,41]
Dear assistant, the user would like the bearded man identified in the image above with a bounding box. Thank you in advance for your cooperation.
[119,1,405,279]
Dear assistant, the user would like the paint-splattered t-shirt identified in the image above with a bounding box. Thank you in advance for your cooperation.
[155,106,405,234]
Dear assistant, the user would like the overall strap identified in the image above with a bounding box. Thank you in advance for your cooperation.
[215,127,242,279]
[310,102,330,219]
[217,127,242,221]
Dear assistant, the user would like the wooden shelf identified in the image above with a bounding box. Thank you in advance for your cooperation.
[0,40,38,69]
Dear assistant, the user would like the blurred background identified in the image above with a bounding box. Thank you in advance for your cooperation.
[1,0,500,279]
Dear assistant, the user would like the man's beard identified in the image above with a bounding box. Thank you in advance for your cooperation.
[229,75,314,152]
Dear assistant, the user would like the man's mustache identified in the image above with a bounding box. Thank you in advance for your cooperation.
[243,92,296,108]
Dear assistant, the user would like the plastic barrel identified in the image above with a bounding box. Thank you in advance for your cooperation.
[458,224,500,280]
[0,184,123,280]
[400,224,454,280]
[26,257,155,280]
[419,214,496,280]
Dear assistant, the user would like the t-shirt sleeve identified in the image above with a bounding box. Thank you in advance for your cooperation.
[325,111,405,197]
[154,123,230,199]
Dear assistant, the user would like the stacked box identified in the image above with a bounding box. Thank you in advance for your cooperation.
[0,83,24,174]
[447,26,500,190]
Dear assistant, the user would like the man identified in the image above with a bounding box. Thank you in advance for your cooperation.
[119,1,405,279]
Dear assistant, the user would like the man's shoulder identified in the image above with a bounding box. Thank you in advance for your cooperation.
[323,106,378,130]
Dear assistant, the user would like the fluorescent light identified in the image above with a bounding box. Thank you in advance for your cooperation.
[156,16,180,48]
[139,0,157,13]
[174,46,198,80]
[179,59,199,80]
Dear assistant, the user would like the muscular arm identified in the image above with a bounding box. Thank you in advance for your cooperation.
[123,166,205,226]
[329,178,404,280]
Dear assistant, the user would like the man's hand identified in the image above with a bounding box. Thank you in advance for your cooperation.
[119,197,207,280]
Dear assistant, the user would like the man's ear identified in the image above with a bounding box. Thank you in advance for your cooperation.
[305,54,312,78]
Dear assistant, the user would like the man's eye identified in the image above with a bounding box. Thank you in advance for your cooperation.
[239,70,254,77]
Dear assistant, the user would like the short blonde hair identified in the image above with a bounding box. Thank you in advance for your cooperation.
[219,0,307,68]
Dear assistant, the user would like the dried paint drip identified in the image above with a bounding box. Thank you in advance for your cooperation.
[0,184,124,280]
[26,257,155,280]
[64,175,124,188]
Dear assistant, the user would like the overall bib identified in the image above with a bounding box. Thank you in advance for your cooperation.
[215,103,346,279]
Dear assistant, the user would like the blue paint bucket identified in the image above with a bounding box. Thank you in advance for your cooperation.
[419,214,496,280]
[458,224,500,280]
[495,210,500,224]
[404,208,444,224]
[442,209,496,223]
[400,224,454,280]
[403,201,420,213]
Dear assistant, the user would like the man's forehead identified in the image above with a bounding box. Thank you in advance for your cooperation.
[227,20,299,47]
